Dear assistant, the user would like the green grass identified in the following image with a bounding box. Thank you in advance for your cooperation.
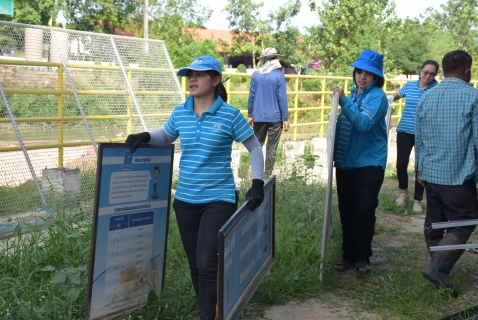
[0,159,477,319]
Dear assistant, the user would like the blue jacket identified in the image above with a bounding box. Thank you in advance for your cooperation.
[334,84,388,170]
[247,69,289,122]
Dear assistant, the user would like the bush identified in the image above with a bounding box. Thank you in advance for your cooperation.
[236,64,247,73]
[234,64,248,85]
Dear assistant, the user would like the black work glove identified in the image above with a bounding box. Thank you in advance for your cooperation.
[245,179,264,211]
[125,132,151,153]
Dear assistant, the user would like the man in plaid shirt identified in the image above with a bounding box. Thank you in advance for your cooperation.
[416,50,478,297]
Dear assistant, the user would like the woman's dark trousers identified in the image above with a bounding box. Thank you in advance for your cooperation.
[336,166,384,264]
[174,199,237,320]
[396,131,424,201]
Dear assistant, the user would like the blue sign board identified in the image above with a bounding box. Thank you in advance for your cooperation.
[218,176,276,320]
[86,143,174,320]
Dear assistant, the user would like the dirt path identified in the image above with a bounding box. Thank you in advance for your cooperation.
[259,213,426,320]
[261,297,381,319]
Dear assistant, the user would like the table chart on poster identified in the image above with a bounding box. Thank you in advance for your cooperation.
[104,211,154,301]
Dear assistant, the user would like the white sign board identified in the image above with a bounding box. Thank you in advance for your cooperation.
[319,93,339,281]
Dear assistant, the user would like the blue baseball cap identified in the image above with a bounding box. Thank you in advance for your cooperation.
[177,56,222,77]
[350,49,384,79]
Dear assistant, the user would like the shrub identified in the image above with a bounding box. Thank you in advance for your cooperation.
[234,64,248,85]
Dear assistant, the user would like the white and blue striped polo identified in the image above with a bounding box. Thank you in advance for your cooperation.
[396,80,436,134]
[164,95,254,204]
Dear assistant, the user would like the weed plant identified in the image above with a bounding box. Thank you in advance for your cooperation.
[0,158,477,319]
[0,200,91,319]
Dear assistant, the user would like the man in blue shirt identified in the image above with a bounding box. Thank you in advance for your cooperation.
[416,50,478,296]
[248,47,290,178]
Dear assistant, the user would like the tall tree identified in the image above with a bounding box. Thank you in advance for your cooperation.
[421,17,459,66]
[224,0,266,69]
[269,0,301,32]
[267,26,306,69]
[427,0,478,56]
[266,0,305,68]
[1,0,59,26]
[64,0,137,33]
[307,0,395,71]
[382,18,432,75]
[140,0,212,42]
[140,1,214,68]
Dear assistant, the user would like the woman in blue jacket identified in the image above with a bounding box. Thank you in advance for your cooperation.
[332,49,388,274]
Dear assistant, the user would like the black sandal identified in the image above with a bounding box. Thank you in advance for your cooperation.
[334,259,354,272]
[355,260,371,274]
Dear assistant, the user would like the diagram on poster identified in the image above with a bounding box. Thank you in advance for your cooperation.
[319,93,339,281]
[86,144,174,320]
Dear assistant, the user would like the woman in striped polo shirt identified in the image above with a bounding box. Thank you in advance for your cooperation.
[387,60,439,213]
[126,56,265,320]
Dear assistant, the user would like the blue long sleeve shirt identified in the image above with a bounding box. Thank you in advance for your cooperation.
[415,77,478,185]
[334,85,388,170]
[247,69,289,122]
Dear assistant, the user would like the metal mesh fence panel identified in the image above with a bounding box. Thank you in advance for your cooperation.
[0,22,183,231]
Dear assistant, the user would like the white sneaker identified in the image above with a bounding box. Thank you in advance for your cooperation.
[413,202,423,213]
[395,193,411,206]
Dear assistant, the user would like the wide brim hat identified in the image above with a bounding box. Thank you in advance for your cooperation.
[177,56,222,77]
[258,47,283,60]
[350,49,384,79]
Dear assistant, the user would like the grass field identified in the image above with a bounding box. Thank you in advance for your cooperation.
[0,159,477,319]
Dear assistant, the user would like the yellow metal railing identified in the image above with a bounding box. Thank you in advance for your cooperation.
[0,60,175,160]
[182,73,445,140]
[188,74,478,140]
[4,59,478,159]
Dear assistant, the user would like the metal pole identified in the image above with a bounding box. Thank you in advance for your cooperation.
[430,243,478,251]
[0,82,47,205]
[144,0,149,52]
[432,219,478,229]
[50,30,98,155]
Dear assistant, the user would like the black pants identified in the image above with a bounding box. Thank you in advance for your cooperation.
[396,131,424,201]
[173,199,237,320]
[336,166,385,264]
[424,179,478,244]
[253,121,283,177]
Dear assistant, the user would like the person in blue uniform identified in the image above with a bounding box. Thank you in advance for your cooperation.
[388,60,439,213]
[331,49,388,274]
[126,56,265,320]
[247,47,289,178]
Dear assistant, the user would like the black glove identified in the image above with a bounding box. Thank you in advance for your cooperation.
[245,179,264,211]
[125,132,151,153]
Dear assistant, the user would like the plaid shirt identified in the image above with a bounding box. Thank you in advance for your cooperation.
[415,77,478,185]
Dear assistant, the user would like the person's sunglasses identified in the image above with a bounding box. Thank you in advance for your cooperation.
[422,70,437,77]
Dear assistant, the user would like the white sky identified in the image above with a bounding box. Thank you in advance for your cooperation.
[203,0,449,31]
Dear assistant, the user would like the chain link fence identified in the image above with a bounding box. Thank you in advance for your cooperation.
[0,22,183,231]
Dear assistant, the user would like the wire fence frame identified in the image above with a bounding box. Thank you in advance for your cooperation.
[0,21,183,231]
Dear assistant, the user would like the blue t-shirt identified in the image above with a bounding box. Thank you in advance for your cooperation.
[164,95,254,204]
[396,80,437,134]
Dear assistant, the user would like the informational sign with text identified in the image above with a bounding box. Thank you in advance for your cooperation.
[86,143,174,320]
[218,176,276,320]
